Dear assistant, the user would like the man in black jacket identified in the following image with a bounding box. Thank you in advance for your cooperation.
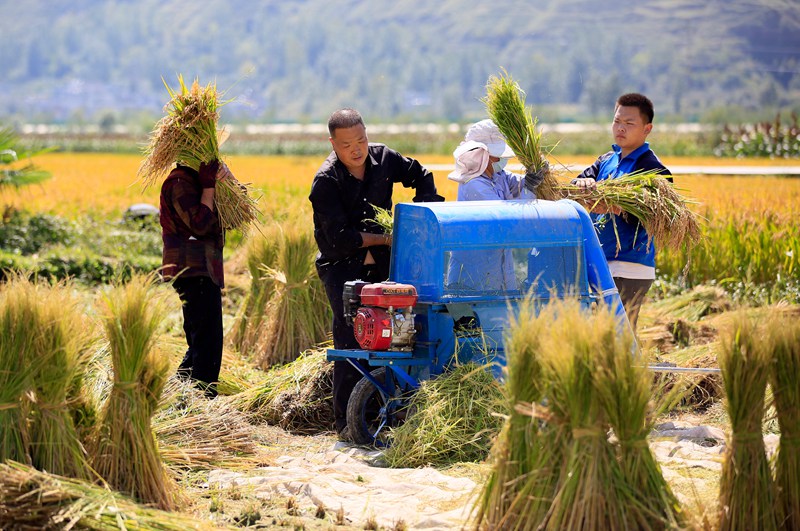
[309,108,443,438]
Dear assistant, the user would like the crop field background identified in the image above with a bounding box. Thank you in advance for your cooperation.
[4,152,799,216]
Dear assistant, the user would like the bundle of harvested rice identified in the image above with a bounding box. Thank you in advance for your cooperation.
[593,311,684,529]
[0,461,218,530]
[535,300,630,531]
[228,221,283,357]
[483,69,558,200]
[138,74,259,232]
[768,316,800,531]
[93,273,185,510]
[384,363,504,468]
[717,313,777,531]
[257,224,331,369]
[0,276,41,464]
[230,347,334,434]
[27,280,93,480]
[154,379,258,472]
[558,169,702,253]
[475,296,560,530]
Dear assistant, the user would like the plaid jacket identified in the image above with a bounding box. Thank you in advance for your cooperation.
[159,165,224,287]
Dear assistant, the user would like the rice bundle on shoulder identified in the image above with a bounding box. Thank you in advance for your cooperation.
[137,74,260,232]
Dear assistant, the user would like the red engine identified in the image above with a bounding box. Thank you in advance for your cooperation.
[350,282,418,351]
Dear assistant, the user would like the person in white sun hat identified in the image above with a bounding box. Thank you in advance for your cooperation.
[449,119,544,201]
[445,120,543,292]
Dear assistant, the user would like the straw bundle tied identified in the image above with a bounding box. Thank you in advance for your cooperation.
[228,221,282,356]
[768,316,800,531]
[92,273,185,511]
[483,69,559,200]
[476,298,682,531]
[558,169,703,253]
[0,276,41,464]
[384,363,504,468]
[717,313,777,531]
[26,279,94,480]
[230,347,334,434]
[475,297,561,530]
[0,461,221,530]
[257,224,331,369]
[137,74,260,232]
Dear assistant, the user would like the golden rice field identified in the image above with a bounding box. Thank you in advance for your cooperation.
[3,153,799,220]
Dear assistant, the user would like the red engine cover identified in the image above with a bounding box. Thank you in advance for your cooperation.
[359,282,418,308]
[354,307,393,350]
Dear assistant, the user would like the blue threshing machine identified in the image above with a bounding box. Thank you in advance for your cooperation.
[327,199,629,444]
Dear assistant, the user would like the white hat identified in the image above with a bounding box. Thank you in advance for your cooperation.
[448,140,490,183]
[464,119,515,158]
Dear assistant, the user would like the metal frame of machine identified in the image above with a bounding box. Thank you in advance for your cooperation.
[327,199,629,444]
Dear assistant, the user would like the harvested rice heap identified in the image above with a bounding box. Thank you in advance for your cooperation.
[138,74,259,232]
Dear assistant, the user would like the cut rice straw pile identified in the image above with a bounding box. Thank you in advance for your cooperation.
[483,69,558,200]
[0,461,221,530]
[0,276,42,464]
[384,362,504,468]
[137,74,260,232]
[92,273,185,511]
[153,379,259,472]
[228,221,283,357]
[558,169,703,253]
[717,312,777,531]
[229,347,334,434]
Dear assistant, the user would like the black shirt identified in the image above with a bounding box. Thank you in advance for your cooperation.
[309,143,441,269]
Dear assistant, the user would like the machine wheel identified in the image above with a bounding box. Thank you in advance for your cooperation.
[346,367,405,445]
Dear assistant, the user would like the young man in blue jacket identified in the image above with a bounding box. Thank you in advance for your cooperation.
[572,93,671,331]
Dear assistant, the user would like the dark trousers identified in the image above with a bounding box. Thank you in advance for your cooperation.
[172,276,223,397]
[613,277,653,332]
[318,258,388,433]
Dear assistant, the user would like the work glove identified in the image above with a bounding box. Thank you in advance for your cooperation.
[413,193,445,203]
[524,161,549,193]
[198,159,220,189]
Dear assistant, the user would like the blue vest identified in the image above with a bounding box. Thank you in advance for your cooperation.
[588,143,670,267]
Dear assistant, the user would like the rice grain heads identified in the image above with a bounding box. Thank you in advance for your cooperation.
[483,69,558,200]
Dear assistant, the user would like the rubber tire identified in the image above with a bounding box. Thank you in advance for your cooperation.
[346,367,396,445]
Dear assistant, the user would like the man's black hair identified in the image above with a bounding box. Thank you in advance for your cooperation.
[616,93,655,124]
[328,108,365,136]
